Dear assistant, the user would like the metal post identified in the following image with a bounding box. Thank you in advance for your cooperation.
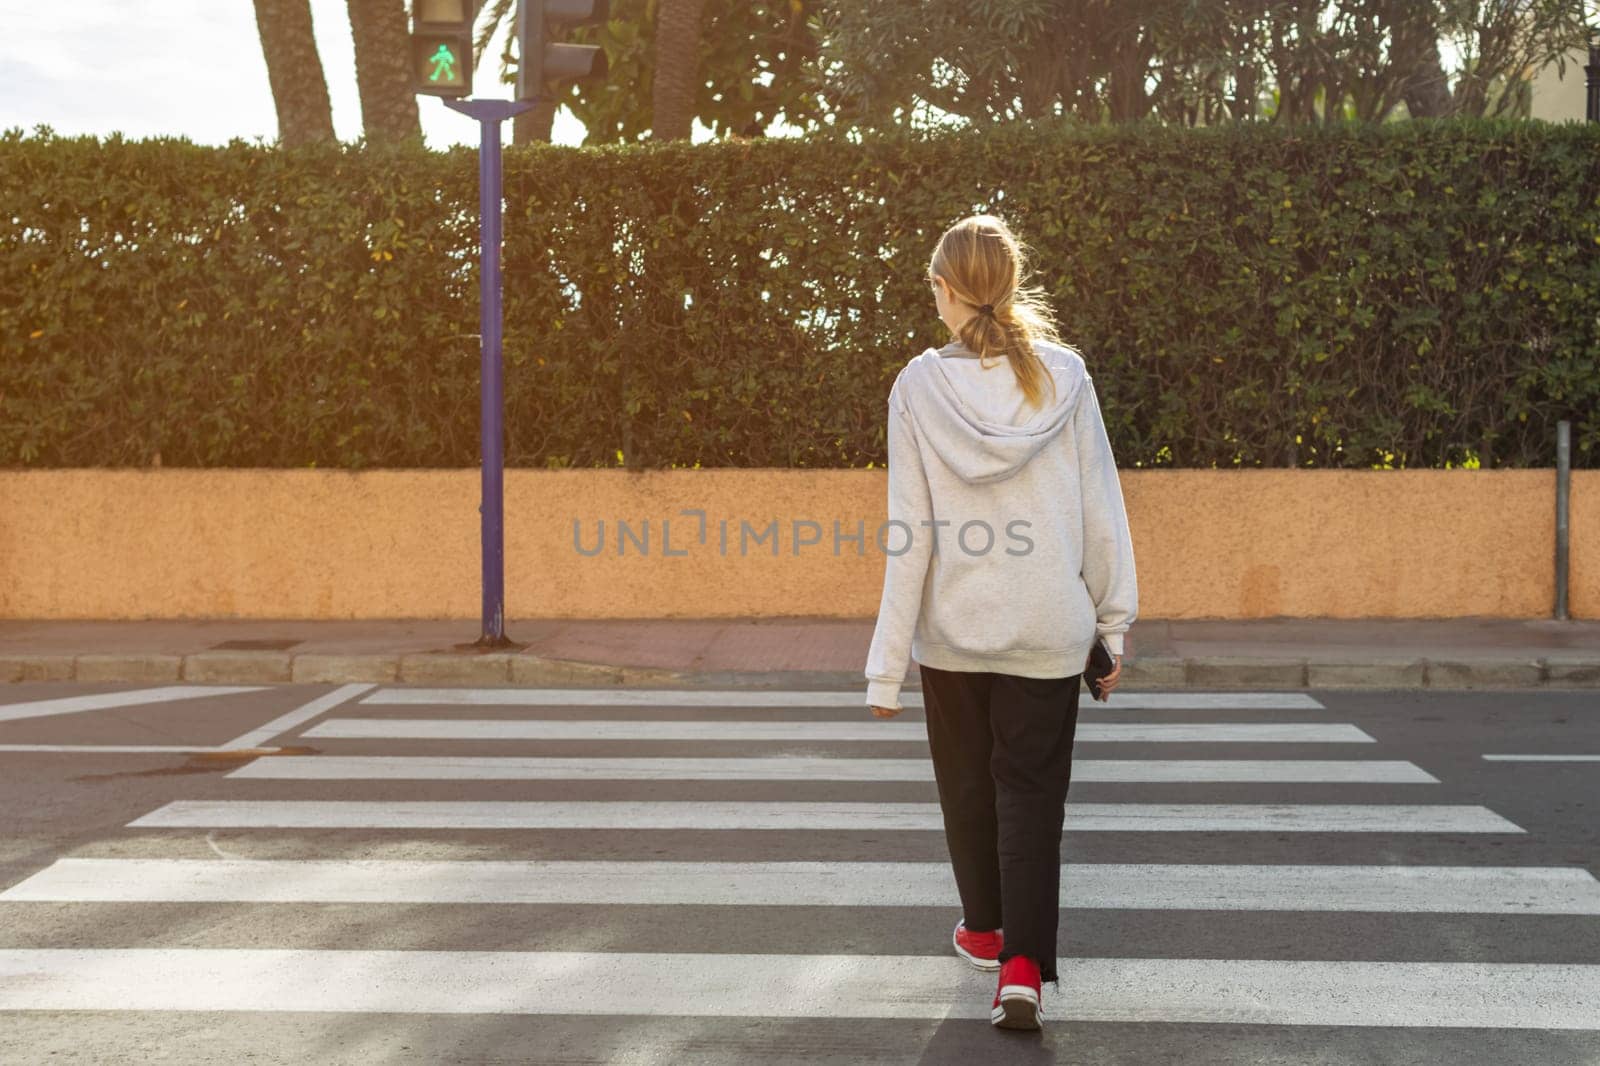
[1555,420,1571,621]
[444,97,534,647]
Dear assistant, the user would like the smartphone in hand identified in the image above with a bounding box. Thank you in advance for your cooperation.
[1083,637,1116,702]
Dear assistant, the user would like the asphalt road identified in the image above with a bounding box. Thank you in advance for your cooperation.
[0,681,1596,1065]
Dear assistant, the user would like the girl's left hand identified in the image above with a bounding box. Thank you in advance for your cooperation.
[870,705,902,718]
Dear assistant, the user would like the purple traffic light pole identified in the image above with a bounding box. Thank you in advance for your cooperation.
[427,0,604,648]
[443,98,533,648]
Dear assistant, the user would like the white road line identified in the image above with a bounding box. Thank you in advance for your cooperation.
[123,800,1524,833]
[1483,754,1600,762]
[216,683,375,751]
[226,755,1437,784]
[0,745,284,754]
[299,719,1375,743]
[7,858,1592,913]
[0,950,1593,1027]
[360,688,1327,710]
[0,685,265,724]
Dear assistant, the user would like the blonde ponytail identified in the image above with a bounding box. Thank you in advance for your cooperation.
[929,214,1071,409]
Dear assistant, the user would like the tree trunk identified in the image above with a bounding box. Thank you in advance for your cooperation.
[1402,27,1453,117]
[1107,32,1154,123]
[346,0,422,143]
[252,0,336,147]
[515,94,558,145]
[652,0,708,140]
[1231,63,1259,121]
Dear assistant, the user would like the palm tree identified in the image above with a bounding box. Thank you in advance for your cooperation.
[347,0,423,143]
[650,0,708,140]
[252,0,337,147]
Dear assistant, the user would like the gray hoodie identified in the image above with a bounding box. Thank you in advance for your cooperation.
[864,336,1139,709]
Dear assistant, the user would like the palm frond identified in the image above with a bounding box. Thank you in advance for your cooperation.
[474,0,515,62]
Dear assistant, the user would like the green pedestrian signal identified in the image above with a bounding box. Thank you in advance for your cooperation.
[411,1,476,97]
[427,43,459,83]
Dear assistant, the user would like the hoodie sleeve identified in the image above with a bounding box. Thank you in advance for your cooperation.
[864,374,936,709]
[1073,374,1138,656]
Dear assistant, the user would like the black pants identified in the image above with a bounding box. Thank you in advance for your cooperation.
[918,662,1083,985]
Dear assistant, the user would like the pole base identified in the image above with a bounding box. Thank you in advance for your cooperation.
[454,634,527,651]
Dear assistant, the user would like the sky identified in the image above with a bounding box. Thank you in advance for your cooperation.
[0,0,679,149]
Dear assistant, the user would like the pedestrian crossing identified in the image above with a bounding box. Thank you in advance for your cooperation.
[3,685,1598,1041]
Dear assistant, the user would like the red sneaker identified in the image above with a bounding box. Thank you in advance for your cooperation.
[952,919,1003,971]
[991,955,1043,1030]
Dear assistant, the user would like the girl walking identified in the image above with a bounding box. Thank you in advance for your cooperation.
[864,214,1139,1031]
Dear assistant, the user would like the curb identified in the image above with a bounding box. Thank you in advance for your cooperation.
[3,652,1599,690]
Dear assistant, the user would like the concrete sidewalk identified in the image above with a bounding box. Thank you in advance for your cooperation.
[1,617,1597,690]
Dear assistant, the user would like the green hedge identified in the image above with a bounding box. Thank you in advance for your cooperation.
[2,118,1595,469]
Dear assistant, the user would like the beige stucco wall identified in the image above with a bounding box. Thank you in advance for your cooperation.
[1530,45,1588,124]
[0,469,1591,620]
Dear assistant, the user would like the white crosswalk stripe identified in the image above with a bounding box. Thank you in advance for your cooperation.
[123,798,1525,833]
[7,858,1596,913]
[225,754,1441,783]
[301,719,1375,742]
[2,949,1595,1028]
[3,686,1595,1041]
[358,688,1329,710]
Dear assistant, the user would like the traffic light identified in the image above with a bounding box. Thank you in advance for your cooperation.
[412,0,476,97]
[517,0,609,103]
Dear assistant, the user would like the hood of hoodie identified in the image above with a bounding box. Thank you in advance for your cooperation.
[901,338,1089,485]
